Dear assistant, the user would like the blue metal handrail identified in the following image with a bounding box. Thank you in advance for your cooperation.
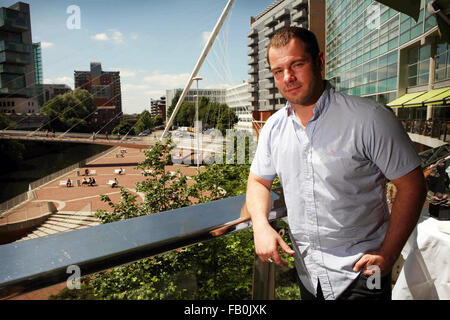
[0,190,286,299]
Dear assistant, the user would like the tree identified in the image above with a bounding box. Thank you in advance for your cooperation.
[153,114,163,126]
[135,110,154,134]
[112,121,134,136]
[41,88,97,133]
[202,102,238,135]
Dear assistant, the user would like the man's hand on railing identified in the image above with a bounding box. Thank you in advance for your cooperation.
[252,220,295,267]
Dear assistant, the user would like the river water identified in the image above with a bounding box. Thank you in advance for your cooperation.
[0,141,111,203]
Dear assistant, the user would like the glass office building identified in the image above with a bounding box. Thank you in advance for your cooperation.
[32,42,45,107]
[0,2,39,113]
[325,0,450,118]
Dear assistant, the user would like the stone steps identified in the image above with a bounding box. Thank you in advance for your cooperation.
[18,211,100,241]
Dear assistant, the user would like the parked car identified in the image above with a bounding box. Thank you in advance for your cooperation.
[138,129,152,136]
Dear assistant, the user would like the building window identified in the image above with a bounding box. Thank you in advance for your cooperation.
[407,45,430,87]
[435,43,450,82]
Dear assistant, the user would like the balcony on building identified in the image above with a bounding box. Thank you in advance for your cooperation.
[264,15,277,28]
[248,84,258,93]
[247,47,257,56]
[275,8,290,21]
[275,20,290,32]
[292,0,307,10]
[292,8,307,23]
[248,56,257,66]
[248,37,257,47]
[264,78,277,90]
[248,74,258,84]
[249,93,259,103]
[264,26,275,38]
[247,28,258,38]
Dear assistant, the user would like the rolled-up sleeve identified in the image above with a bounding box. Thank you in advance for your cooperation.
[365,105,422,181]
[250,123,277,181]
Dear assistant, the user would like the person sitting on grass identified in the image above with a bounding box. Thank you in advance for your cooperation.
[66,178,72,187]
[89,177,96,186]
[111,178,118,188]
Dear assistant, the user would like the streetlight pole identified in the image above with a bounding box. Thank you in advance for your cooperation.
[193,76,202,169]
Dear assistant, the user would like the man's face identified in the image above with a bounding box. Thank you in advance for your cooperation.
[268,38,324,108]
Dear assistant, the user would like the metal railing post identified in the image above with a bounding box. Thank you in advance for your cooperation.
[251,220,282,300]
[251,254,276,300]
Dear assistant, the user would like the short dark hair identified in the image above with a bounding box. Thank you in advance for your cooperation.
[266,26,320,66]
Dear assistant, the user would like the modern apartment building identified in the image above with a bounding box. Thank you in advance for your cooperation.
[248,0,325,130]
[74,62,122,127]
[150,96,166,119]
[325,0,450,122]
[0,2,39,114]
[225,82,252,132]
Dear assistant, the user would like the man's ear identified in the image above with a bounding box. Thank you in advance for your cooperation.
[316,52,325,71]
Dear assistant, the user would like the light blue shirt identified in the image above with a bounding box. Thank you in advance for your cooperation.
[250,81,421,299]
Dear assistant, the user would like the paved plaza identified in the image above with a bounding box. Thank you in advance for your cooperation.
[1,144,203,240]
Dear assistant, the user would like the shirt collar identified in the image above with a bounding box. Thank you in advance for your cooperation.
[285,80,334,120]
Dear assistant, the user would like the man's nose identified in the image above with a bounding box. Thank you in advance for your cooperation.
[283,68,296,83]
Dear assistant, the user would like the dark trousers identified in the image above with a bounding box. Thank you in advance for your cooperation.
[297,272,392,300]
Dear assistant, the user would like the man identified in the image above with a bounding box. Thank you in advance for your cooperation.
[246,27,426,300]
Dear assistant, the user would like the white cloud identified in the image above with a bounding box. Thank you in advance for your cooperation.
[91,30,124,44]
[143,71,190,88]
[106,67,140,78]
[43,76,74,89]
[121,83,165,114]
[130,33,138,40]
[41,42,54,49]
[91,33,109,41]
[110,30,124,44]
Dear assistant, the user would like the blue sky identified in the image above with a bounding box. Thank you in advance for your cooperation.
[3,0,275,114]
